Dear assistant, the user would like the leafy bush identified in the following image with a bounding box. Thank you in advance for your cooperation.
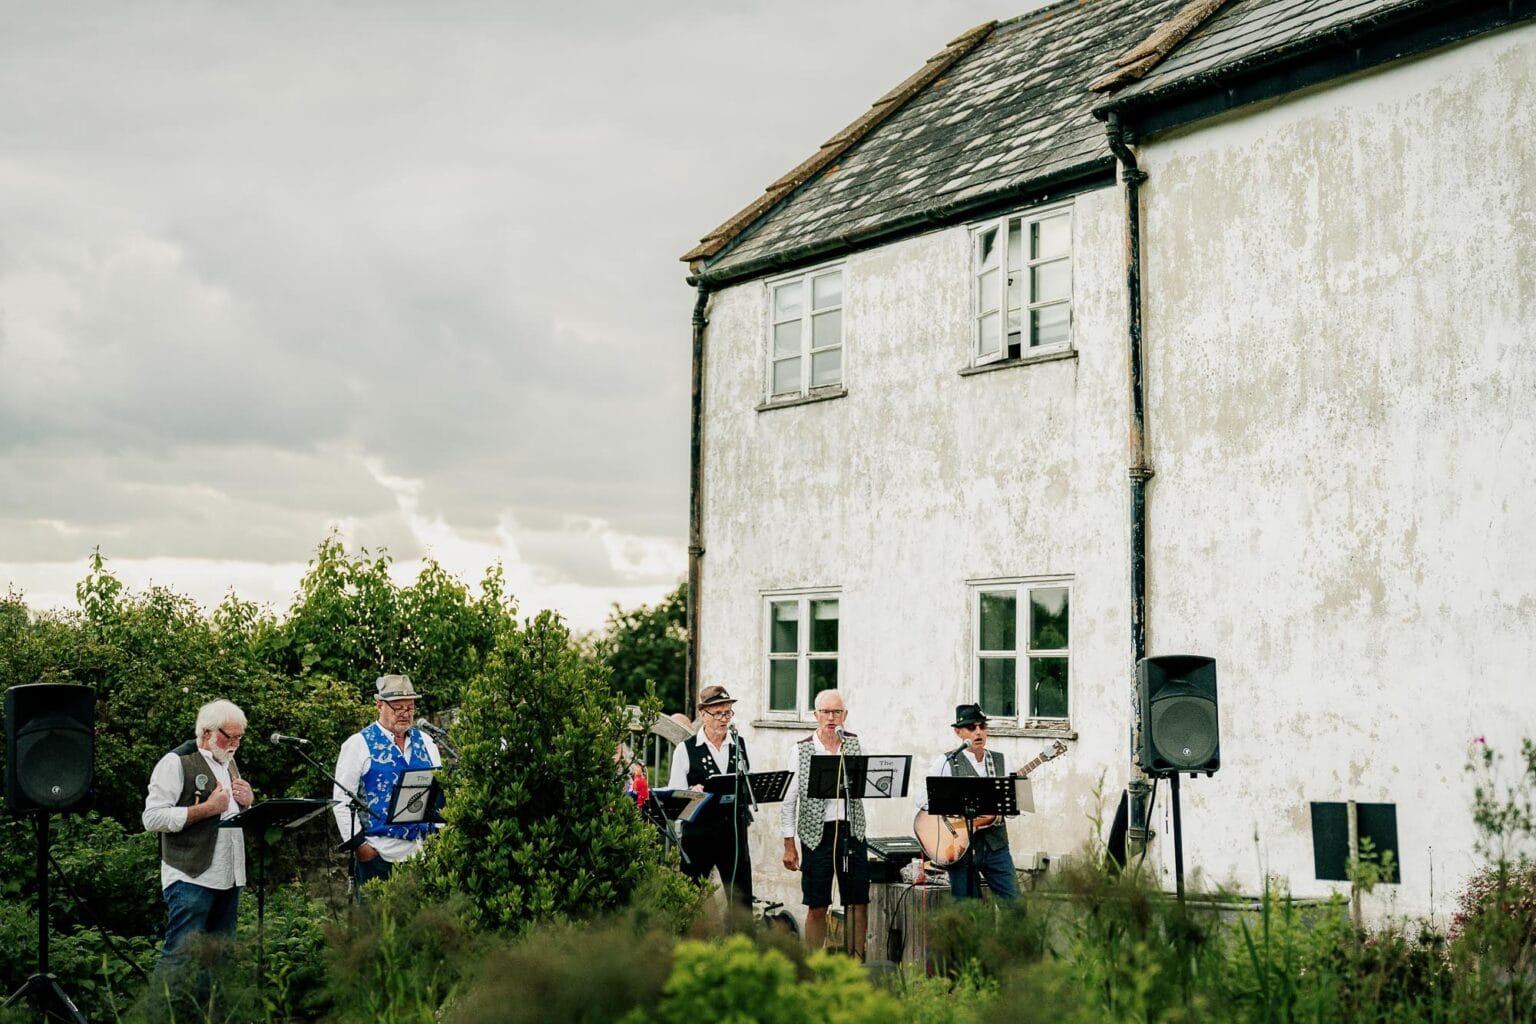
[647,934,900,1024]
[416,610,663,934]
[591,582,687,711]
[0,813,160,1023]
[889,961,998,1024]
[443,916,675,1023]
[268,534,516,710]
[322,875,479,1024]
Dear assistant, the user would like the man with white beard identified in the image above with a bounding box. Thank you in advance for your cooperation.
[142,699,254,960]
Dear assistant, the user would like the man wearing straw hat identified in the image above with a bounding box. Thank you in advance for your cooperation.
[332,674,442,889]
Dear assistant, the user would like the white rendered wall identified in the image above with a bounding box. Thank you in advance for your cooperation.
[1136,25,1536,921]
[698,184,1138,916]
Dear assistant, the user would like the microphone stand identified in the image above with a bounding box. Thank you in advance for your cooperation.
[415,720,460,762]
[275,740,375,851]
[727,725,755,920]
[833,727,853,930]
[730,725,759,813]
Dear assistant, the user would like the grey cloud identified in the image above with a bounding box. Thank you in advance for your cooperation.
[0,0,1016,607]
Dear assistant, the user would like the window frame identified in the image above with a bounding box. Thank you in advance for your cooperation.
[765,262,845,400]
[970,201,1073,368]
[763,589,840,719]
[970,575,1072,724]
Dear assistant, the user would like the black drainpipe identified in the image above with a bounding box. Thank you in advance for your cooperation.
[684,280,710,718]
[1106,113,1155,845]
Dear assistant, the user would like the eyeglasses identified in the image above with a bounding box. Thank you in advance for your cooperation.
[960,723,989,732]
[815,709,847,717]
[217,728,244,744]
[701,708,734,721]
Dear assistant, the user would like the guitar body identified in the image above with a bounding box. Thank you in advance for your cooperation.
[912,810,997,867]
[911,740,1069,868]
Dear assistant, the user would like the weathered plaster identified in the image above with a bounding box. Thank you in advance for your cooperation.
[694,23,1534,926]
[700,185,1136,915]
[1138,25,1536,919]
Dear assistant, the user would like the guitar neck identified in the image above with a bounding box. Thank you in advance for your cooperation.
[1014,752,1048,778]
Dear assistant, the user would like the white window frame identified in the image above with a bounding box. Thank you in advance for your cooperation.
[970,576,1071,722]
[766,263,844,399]
[763,589,840,718]
[971,202,1073,367]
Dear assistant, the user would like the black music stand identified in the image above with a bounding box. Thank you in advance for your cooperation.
[645,789,714,865]
[703,770,793,808]
[223,798,334,979]
[925,775,1020,899]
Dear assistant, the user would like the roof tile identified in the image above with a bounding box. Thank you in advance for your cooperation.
[687,0,1189,279]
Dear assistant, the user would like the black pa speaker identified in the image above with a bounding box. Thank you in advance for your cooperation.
[1136,655,1219,776]
[5,684,96,814]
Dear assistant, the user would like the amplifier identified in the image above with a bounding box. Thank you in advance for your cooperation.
[866,835,922,860]
[866,835,921,884]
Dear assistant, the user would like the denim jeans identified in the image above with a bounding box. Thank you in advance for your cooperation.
[946,844,1018,900]
[161,881,240,958]
[352,850,394,903]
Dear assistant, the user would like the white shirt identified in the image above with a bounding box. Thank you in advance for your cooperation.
[142,747,247,892]
[779,732,849,839]
[913,745,1009,811]
[332,727,443,863]
[666,731,732,791]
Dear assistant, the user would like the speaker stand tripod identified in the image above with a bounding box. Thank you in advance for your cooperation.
[4,813,88,1023]
[1169,771,1186,902]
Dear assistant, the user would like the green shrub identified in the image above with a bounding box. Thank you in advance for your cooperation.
[416,610,663,934]
[647,934,900,1024]
[889,960,998,1024]
[323,875,479,1024]
[443,916,675,1024]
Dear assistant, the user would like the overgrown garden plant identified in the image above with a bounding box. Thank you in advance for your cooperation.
[415,610,674,933]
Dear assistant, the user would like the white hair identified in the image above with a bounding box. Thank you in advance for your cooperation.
[195,699,246,738]
[814,689,845,710]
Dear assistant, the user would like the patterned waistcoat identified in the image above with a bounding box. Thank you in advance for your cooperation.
[360,722,436,841]
[795,733,866,849]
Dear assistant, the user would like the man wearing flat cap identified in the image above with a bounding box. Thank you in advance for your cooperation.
[665,685,754,908]
[332,674,442,889]
[913,703,1018,900]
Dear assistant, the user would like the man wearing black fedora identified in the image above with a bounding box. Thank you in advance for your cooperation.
[665,685,754,910]
[913,703,1018,900]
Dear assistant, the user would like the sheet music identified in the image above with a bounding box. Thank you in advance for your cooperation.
[862,755,911,799]
[388,768,441,824]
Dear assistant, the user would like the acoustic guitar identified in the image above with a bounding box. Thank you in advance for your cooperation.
[912,740,1067,867]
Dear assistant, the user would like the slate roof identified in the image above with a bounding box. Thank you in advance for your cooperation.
[1094,0,1536,127]
[686,0,1189,284]
[1101,0,1433,100]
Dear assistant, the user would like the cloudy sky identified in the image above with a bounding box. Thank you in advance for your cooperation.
[0,0,1032,630]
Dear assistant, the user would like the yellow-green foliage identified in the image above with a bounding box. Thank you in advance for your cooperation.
[644,934,900,1024]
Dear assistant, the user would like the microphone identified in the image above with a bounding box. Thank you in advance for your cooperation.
[834,725,846,739]
[949,737,975,756]
[269,732,310,747]
[414,718,450,739]
[728,723,740,739]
